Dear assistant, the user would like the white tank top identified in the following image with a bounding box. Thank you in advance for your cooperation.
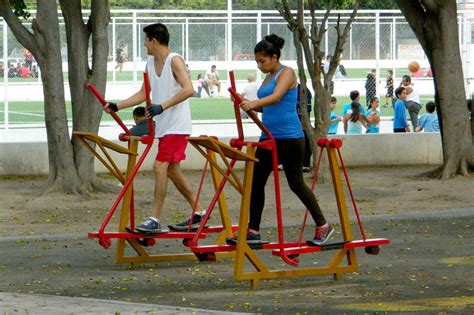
[146,53,192,138]
[406,84,420,104]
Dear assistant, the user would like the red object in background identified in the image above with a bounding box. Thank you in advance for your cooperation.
[411,69,423,78]
[426,68,433,77]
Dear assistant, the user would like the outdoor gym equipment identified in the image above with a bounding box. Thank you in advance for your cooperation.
[77,71,389,289]
[75,73,236,264]
[216,71,389,288]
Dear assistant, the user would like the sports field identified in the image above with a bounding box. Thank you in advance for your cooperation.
[2,66,416,83]
[1,95,435,125]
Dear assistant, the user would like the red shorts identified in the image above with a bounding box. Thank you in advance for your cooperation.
[156,134,189,163]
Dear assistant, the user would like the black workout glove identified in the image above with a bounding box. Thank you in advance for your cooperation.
[147,104,164,117]
[107,102,119,112]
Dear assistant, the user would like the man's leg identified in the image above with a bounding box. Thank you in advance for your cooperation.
[167,162,202,211]
[151,160,170,219]
[406,101,420,130]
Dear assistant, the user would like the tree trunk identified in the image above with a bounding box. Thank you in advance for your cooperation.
[396,0,473,178]
[0,0,85,193]
[278,0,359,180]
[60,0,110,191]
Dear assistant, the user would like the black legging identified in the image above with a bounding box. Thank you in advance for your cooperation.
[248,137,327,231]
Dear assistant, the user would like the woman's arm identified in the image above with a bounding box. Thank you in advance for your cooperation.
[240,67,296,112]
[343,114,349,134]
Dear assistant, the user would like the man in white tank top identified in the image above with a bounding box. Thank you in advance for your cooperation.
[105,23,204,234]
[401,75,422,130]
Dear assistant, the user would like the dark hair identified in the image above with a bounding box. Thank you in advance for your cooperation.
[425,101,436,113]
[402,74,411,83]
[395,86,405,98]
[331,96,337,102]
[387,70,393,75]
[143,23,169,46]
[349,90,360,101]
[467,99,472,112]
[133,106,146,117]
[254,34,285,60]
[349,101,361,122]
[368,97,378,109]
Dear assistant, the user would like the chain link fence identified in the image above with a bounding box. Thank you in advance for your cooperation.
[1,9,473,127]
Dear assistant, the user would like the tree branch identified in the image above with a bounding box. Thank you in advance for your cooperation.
[0,0,41,56]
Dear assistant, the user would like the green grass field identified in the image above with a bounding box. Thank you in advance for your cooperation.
[1,95,435,124]
[3,67,416,83]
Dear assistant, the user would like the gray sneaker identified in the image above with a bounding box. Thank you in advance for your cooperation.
[168,213,204,231]
[310,224,334,246]
[135,217,167,234]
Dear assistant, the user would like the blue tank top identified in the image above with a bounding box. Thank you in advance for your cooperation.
[257,66,304,140]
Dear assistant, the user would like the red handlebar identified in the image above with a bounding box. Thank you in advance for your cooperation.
[87,83,130,136]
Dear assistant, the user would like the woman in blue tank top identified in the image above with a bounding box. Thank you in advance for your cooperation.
[227,34,333,247]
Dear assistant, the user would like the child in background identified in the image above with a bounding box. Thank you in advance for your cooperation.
[343,101,370,134]
[366,97,381,134]
[416,101,439,132]
[384,70,393,108]
[196,74,204,98]
[328,96,341,135]
[393,86,410,133]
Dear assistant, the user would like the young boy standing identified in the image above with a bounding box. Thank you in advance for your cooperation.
[393,86,410,133]
[416,101,439,132]
[328,96,341,135]
[384,70,394,108]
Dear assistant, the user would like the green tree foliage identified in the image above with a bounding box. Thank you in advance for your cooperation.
[105,0,397,10]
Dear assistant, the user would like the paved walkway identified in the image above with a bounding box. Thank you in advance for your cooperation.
[0,292,248,314]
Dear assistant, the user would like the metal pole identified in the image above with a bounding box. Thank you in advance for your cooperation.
[227,0,232,62]
[3,19,8,129]
[185,18,189,61]
[375,12,380,98]
[392,17,397,81]
[132,11,138,88]
[257,12,262,82]
[112,17,116,83]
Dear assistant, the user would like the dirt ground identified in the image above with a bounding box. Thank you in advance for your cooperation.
[0,165,473,314]
[0,165,472,238]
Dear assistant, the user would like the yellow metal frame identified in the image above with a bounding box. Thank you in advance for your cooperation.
[232,144,359,288]
[73,133,237,265]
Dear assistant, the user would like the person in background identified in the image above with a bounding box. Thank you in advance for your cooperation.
[365,69,376,108]
[393,86,410,133]
[227,34,333,246]
[328,96,341,135]
[400,75,421,130]
[343,101,370,134]
[416,101,439,132]
[384,70,394,108]
[240,73,259,119]
[130,106,153,137]
[205,65,221,96]
[114,45,127,73]
[366,97,381,134]
[342,90,366,117]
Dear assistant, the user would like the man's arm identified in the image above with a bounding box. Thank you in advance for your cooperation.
[105,84,146,113]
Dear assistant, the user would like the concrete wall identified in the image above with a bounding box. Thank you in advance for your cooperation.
[0,133,442,176]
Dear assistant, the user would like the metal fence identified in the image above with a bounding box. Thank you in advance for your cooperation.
[1,9,473,128]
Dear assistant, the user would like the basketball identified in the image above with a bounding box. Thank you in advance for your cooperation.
[368,113,380,125]
[408,61,420,73]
